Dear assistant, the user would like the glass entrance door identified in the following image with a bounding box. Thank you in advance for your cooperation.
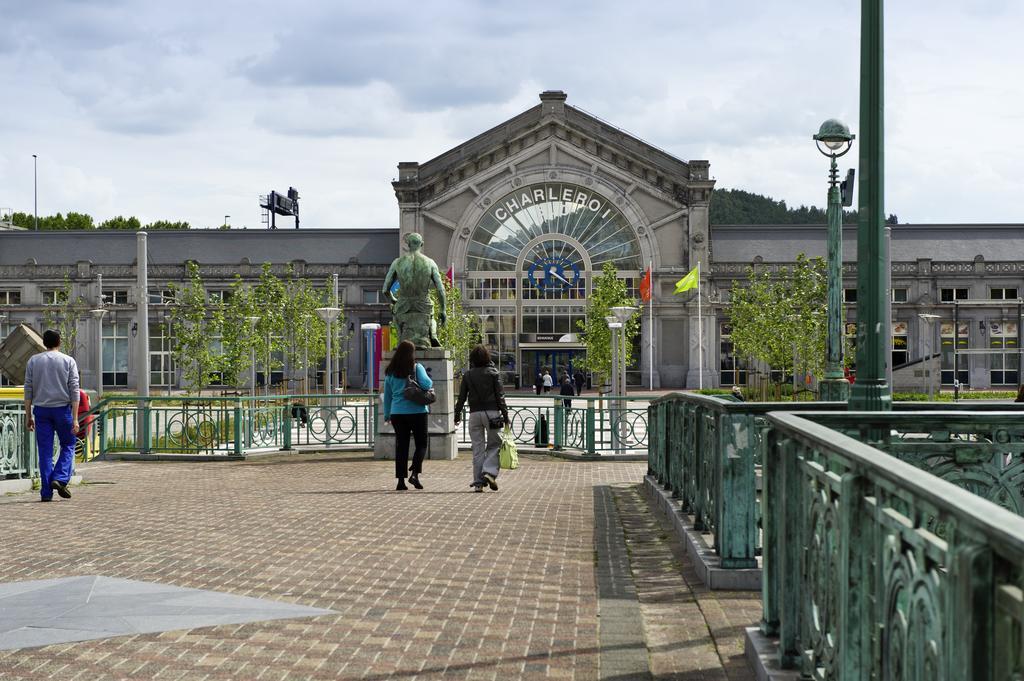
[522,349,586,392]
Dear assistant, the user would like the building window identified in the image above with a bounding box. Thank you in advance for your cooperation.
[362,289,383,305]
[149,289,175,305]
[149,324,175,387]
[990,287,1019,300]
[989,321,1019,385]
[208,290,232,304]
[940,321,969,386]
[843,288,858,304]
[891,321,909,367]
[42,289,68,306]
[102,289,129,305]
[891,288,908,303]
[0,289,21,305]
[719,322,747,386]
[102,320,130,387]
[466,277,517,301]
[940,288,969,302]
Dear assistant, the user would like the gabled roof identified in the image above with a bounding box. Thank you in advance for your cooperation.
[394,91,708,205]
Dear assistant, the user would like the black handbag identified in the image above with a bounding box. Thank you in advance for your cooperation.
[403,366,436,405]
[487,374,505,429]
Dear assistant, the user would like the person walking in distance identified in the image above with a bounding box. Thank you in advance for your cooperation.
[559,373,575,409]
[573,369,585,396]
[533,370,543,395]
[454,345,510,492]
[24,330,80,502]
[382,341,432,491]
[542,369,553,393]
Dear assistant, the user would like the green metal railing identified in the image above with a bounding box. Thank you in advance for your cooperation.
[98,395,379,457]
[1,400,34,478]
[647,393,846,568]
[648,394,1024,572]
[457,396,649,454]
[1,400,99,478]
[761,411,1024,679]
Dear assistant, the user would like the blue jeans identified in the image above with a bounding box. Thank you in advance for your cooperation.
[34,405,75,500]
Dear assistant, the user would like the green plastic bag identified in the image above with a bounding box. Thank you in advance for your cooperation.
[499,426,519,470]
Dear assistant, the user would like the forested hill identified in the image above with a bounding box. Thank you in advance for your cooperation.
[709,188,897,225]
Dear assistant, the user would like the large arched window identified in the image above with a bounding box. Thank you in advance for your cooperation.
[466,182,642,272]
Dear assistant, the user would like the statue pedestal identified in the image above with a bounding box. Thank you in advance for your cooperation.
[373,348,458,461]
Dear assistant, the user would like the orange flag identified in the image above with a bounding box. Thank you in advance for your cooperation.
[639,266,652,303]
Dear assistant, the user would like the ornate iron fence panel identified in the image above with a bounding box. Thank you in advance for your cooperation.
[763,412,1024,680]
[0,401,32,478]
[288,396,375,448]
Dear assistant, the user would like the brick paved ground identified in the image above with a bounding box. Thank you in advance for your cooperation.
[0,453,757,680]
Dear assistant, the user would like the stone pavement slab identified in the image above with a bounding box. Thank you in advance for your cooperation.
[0,452,760,680]
[0,576,333,651]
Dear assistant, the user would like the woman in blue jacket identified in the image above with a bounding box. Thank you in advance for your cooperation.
[382,340,433,491]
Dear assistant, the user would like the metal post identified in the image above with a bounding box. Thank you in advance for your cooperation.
[820,154,850,401]
[32,154,38,231]
[90,308,107,397]
[166,318,173,396]
[136,232,150,452]
[333,274,339,395]
[954,301,960,401]
[266,329,271,398]
[849,0,891,411]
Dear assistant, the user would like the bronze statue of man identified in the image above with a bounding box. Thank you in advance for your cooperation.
[383,233,447,349]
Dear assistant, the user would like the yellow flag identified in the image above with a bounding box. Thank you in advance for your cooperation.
[674,266,699,294]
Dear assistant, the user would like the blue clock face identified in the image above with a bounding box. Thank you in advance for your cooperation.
[528,256,581,291]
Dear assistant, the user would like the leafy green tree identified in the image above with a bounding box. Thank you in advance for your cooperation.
[576,262,640,385]
[709,188,861,225]
[97,216,142,230]
[250,263,286,388]
[728,254,828,394]
[215,276,258,389]
[41,275,88,357]
[167,263,218,394]
[144,220,191,230]
[281,271,328,392]
[432,277,480,373]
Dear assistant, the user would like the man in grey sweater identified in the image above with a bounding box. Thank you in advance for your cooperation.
[24,330,80,502]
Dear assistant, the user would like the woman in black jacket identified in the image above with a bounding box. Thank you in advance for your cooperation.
[454,345,510,492]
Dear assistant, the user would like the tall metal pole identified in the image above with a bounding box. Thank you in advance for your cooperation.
[136,232,150,453]
[620,321,628,397]
[821,155,850,401]
[136,232,150,399]
[32,155,38,231]
[332,273,339,395]
[324,324,332,397]
[849,0,891,411]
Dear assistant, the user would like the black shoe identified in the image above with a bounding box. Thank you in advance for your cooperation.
[408,476,423,490]
[482,473,498,491]
[40,497,53,502]
[396,480,408,491]
[51,480,71,499]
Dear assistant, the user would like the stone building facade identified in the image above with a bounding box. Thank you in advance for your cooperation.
[1,91,1022,392]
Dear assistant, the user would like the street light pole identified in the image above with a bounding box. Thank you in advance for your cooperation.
[32,154,38,231]
[849,0,891,411]
[316,307,342,396]
[246,316,259,397]
[814,119,855,401]
[918,313,940,401]
[90,308,108,397]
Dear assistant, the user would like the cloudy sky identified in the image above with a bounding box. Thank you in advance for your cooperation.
[0,0,1020,230]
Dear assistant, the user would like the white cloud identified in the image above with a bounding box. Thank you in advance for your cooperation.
[0,0,1020,229]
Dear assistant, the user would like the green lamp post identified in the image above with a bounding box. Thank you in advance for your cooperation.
[814,119,855,402]
[849,0,891,411]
